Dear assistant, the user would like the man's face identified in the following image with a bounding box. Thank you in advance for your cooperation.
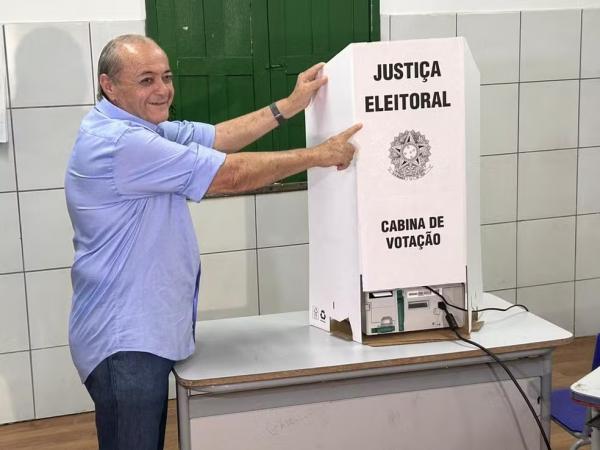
[104,41,174,124]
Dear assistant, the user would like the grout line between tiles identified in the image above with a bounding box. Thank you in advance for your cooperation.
[18,187,65,194]
[200,242,309,257]
[88,23,96,103]
[573,9,584,335]
[10,103,95,110]
[515,11,522,300]
[254,194,260,315]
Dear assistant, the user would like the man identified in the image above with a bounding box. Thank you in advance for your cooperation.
[65,34,360,449]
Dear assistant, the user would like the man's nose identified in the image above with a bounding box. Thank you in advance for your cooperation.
[156,79,171,95]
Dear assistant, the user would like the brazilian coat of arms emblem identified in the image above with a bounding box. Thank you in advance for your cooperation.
[388,130,432,180]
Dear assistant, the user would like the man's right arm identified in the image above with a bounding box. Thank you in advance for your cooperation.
[207,124,362,195]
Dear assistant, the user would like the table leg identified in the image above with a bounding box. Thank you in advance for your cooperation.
[177,383,191,450]
[591,409,600,450]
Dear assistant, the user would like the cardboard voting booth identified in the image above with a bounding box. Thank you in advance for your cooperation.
[306,37,481,343]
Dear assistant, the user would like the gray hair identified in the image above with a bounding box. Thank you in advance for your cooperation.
[96,34,157,101]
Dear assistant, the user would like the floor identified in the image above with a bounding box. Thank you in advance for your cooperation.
[0,335,596,449]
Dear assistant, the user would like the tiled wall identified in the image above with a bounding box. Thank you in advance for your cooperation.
[381,9,600,335]
[0,20,140,425]
[0,20,312,425]
[2,8,600,425]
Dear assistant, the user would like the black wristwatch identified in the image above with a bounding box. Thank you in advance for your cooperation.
[269,102,287,126]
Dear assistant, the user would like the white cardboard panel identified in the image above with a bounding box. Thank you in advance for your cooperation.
[307,38,481,340]
[353,39,470,291]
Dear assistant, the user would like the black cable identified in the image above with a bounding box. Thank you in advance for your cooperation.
[436,300,552,450]
[424,285,529,313]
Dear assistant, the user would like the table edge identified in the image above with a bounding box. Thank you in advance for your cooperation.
[175,336,573,388]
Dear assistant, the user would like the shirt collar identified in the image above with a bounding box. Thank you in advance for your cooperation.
[95,98,160,132]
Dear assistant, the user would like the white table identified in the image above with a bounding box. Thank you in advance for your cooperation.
[571,366,600,449]
[174,294,572,450]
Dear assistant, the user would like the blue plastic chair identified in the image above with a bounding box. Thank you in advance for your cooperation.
[551,333,600,449]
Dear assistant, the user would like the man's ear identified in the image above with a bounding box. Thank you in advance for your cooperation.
[99,74,116,101]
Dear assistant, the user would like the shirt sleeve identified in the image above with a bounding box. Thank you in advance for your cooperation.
[113,126,226,202]
[157,120,216,148]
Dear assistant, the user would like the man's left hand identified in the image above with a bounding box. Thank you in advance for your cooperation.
[278,62,328,119]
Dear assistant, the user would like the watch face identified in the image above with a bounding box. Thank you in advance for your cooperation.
[402,143,418,160]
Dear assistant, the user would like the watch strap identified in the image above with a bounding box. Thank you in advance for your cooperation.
[269,102,286,126]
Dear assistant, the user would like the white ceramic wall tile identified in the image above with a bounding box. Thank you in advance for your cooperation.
[481,84,518,156]
[20,189,73,271]
[5,22,94,108]
[0,111,16,193]
[0,193,22,273]
[457,12,520,84]
[517,282,574,332]
[520,10,581,82]
[380,15,390,41]
[517,149,577,220]
[579,79,600,148]
[581,9,600,78]
[487,289,516,304]
[390,14,456,41]
[576,214,600,280]
[480,154,517,224]
[258,244,308,314]
[0,273,29,353]
[0,352,34,424]
[32,346,93,418]
[575,279,600,336]
[519,81,579,152]
[578,147,600,214]
[256,191,308,247]
[13,106,88,190]
[90,20,146,100]
[189,196,256,254]
[517,217,576,287]
[26,269,72,349]
[481,222,516,291]
[197,250,258,320]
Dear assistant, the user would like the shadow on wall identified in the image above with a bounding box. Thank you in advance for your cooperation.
[10,26,90,106]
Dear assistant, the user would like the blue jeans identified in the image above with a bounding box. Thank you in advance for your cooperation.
[84,351,175,450]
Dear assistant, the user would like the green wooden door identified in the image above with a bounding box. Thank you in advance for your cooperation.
[267,0,378,181]
[146,0,380,175]
[147,0,273,150]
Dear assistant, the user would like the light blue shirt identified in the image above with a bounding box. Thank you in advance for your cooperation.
[65,99,226,382]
